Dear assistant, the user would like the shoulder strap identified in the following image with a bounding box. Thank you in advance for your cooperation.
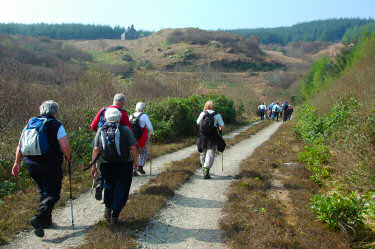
[209,111,217,117]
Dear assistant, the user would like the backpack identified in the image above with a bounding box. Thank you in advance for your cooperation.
[283,104,289,111]
[99,123,123,162]
[20,117,53,156]
[275,105,281,112]
[200,111,217,136]
[130,113,144,140]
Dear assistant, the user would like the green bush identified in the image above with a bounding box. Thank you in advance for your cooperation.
[0,159,33,199]
[311,192,369,233]
[136,94,236,142]
[298,143,330,167]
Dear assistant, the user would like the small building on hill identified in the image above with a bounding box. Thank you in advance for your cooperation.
[121,25,139,40]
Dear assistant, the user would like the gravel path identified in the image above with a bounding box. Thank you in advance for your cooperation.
[2,122,259,249]
[139,122,282,249]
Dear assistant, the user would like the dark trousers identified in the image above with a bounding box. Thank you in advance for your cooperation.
[100,161,133,217]
[283,111,289,122]
[260,110,265,120]
[273,112,280,121]
[27,163,62,224]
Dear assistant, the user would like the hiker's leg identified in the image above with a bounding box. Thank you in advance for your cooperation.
[137,146,148,174]
[36,170,63,225]
[203,146,216,170]
[111,162,133,217]
[101,163,115,209]
[200,148,207,166]
[27,164,62,225]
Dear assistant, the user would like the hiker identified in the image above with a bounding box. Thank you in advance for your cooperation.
[91,108,137,225]
[282,101,290,122]
[129,102,154,176]
[11,100,72,237]
[272,102,281,122]
[196,100,225,179]
[258,102,267,120]
[288,105,294,120]
[90,93,133,201]
[268,102,274,119]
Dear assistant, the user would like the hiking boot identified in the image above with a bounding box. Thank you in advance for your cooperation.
[42,219,52,229]
[137,166,146,175]
[29,216,44,237]
[203,167,211,179]
[110,217,121,225]
[95,184,103,201]
[104,207,111,222]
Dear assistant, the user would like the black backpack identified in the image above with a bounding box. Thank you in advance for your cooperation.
[99,123,123,162]
[200,111,218,136]
[130,113,144,140]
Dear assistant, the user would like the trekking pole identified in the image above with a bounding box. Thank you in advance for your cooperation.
[68,161,75,230]
[149,137,152,176]
[90,163,97,194]
[222,152,224,173]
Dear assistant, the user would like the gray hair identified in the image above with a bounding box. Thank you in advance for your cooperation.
[39,100,59,115]
[135,102,145,112]
[113,93,125,104]
[105,108,122,122]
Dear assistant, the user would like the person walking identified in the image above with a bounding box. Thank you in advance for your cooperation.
[12,100,72,237]
[272,102,281,122]
[90,93,133,201]
[91,108,137,225]
[196,100,225,179]
[268,102,274,119]
[258,102,267,120]
[288,105,294,120]
[129,102,154,176]
[282,101,290,122]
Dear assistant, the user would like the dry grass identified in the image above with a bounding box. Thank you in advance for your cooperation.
[220,120,350,248]
[76,120,273,248]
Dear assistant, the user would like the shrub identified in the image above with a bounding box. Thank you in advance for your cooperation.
[136,94,236,142]
[298,143,330,167]
[311,192,369,233]
[122,54,134,62]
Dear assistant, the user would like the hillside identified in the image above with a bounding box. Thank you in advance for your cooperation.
[66,28,283,72]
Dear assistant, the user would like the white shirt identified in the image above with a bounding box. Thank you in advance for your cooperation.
[258,104,267,110]
[129,112,154,135]
[272,104,281,112]
[196,110,225,127]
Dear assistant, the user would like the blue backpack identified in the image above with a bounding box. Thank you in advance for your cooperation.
[20,117,52,156]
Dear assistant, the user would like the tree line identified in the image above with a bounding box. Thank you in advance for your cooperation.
[0,23,153,40]
[221,18,375,45]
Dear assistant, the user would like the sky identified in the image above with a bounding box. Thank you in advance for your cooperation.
[0,0,374,31]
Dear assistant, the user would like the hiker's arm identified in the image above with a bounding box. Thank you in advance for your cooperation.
[12,138,23,176]
[58,135,72,163]
[91,147,101,178]
[196,112,204,125]
[217,114,225,131]
[130,146,137,170]
[90,108,103,132]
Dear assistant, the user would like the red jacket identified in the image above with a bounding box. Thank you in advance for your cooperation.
[90,105,132,132]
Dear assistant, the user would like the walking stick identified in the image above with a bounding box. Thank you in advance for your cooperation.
[222,152,224,173]
[149,137,152,176]
[68,161,75,230]
[90,162,97,194]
